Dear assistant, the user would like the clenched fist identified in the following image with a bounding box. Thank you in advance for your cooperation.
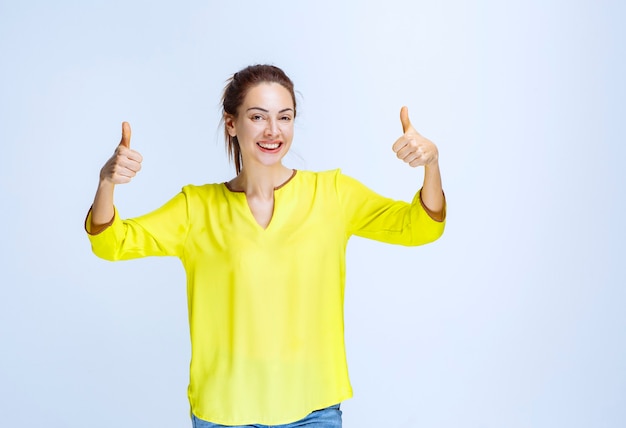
[392,107,438,168]
[100,122,143,184]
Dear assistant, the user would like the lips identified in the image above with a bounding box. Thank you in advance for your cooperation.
[257,141,283,152]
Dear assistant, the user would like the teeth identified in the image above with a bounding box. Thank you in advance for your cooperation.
[258,142,280,149]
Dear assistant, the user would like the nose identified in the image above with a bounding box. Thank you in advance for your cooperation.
[264,118,279,137]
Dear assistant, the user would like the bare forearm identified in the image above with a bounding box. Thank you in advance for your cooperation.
[421,162,444,215]
[91,180,116,227]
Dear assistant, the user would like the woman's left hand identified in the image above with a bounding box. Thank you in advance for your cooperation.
[392,106,439,167]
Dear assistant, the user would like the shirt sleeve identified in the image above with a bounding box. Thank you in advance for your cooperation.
[335,171,446,246]
[85,190,190,261]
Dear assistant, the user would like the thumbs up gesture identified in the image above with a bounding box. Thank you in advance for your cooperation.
[99,122,143,184]
[392,107,438,168]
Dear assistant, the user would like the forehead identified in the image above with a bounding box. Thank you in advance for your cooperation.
[242,82,293,109]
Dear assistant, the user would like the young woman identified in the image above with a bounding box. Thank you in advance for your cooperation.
[86,64,446,428]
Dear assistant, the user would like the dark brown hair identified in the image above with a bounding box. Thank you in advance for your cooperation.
[221,64,297,174]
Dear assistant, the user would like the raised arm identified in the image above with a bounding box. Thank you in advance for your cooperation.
[392,106,444,218]
[90,122,143,232]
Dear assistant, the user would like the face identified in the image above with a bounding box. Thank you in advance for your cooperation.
[226,82,295,171]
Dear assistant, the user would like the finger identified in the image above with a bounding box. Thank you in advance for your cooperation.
[113,163,139,179]
[408,160,421,168]
[409,156,427,168]
[397,144,421,161]
[392,135,409,153]
[119,121,132,148]
[123,149,143,163]
[404,151,423,165]
[400,106,412,134]
[121,160,142,174]
[116,142,143,162]
[118,167,138,178]
[116,155,142,173]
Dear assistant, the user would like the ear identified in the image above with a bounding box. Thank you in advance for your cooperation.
[224,114,237,137]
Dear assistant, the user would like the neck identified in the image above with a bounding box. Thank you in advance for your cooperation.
[231,164,293,199]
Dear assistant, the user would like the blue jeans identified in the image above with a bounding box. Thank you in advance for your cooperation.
[191,404,342,428]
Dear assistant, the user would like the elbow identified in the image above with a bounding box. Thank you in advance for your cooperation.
[91,247,118,262]
[89,240,124,261]
[408,223,445,247]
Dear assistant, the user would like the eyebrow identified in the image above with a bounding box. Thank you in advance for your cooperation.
[246,107,294,114]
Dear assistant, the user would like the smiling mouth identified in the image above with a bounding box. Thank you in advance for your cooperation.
[257,142,282,151]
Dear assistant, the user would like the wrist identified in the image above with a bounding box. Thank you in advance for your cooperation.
[424,159,440,171]
[98,175,115,189]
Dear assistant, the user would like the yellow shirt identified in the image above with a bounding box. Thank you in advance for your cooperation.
[86,169,445,425]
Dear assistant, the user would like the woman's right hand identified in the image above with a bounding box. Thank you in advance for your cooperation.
[89,122,143,231]
[100,122,143,185]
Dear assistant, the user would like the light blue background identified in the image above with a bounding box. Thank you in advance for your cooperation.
[1,1,624,427]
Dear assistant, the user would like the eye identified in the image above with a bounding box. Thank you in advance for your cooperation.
[280,115,292,122]
[251,114,263,121]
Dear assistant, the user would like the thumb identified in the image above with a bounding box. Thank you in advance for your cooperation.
[119,121,132,148]
[400,106,413,134]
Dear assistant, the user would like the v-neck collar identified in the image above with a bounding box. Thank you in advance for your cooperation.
[223,169,297,193]
[223,169,298,231]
